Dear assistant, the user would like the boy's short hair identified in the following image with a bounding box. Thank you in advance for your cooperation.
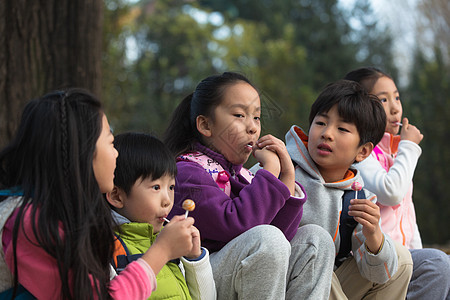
[113,132,177,195]
[308,80,386,146]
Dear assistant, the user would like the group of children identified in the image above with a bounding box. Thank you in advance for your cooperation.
[0,68,448,299]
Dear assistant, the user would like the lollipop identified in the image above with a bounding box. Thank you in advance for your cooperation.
[351,182,363,199]
[182,199,196,218]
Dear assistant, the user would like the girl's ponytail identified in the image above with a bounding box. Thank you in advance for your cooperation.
[164,93,197,156]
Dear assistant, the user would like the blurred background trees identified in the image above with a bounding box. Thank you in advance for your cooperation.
[101,0,449,247]
[0,0,448,246]
[0,0,103,149]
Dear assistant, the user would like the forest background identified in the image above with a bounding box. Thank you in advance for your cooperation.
[0,0,449,249]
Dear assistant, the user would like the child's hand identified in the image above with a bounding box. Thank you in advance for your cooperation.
[348,198,383,254]
[253,138,281,178]
[141,215,194,274]
[254,135,295,194]
[157,215,195,259]
[400,117,423,145]
[185,226,202,259]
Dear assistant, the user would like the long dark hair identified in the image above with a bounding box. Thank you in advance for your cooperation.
[164,72,255,156]
[0,89,115,299]
[344,67,392,93]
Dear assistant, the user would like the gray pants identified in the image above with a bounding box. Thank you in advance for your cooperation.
[209,224,335,300]
[407,248,450,300]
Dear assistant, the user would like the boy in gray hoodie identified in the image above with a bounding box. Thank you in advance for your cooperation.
[285,80,413,299]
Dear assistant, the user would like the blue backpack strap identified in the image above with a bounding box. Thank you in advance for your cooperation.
[0,187,23,197]
[335,188,366,268]
[0,285,36,299]
[112,234,143,273]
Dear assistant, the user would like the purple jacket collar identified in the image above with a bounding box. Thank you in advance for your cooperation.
[195,143,244,176]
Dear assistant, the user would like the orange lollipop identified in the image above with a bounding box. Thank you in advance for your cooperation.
[182,199,195,218]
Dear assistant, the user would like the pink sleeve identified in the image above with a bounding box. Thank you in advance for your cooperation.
[109,259,155,299]
[4,209,155,299]
[4,209,64,298]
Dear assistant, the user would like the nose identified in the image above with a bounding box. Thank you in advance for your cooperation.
[321,126,333,141]
[389,99,400,115]
[161,189,171,208]
[247,118,259,135]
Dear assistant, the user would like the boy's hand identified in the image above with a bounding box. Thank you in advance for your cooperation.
[348,199,383,254]
[185,226,202,259]
[254,134,295,194]
[400,117,423,145]
[155,215,195,260]
[142,215,194,274]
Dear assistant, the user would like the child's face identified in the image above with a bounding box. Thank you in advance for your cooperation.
[120,174,175,233]
[203,82,261,165]
[308,105,368,183]
[371,76,402,135]
[93,114,119,193]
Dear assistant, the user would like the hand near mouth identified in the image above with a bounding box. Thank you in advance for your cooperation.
[399,117,423,145]
[253,134,295,195]
[253,143,281,178]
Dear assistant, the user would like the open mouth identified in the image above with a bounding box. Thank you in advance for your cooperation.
[318,143,332,152]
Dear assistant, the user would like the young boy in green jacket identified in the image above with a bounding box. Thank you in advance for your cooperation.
[106,132,216,300]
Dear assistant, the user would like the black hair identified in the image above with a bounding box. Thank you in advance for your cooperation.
[113,132,177,195]
[164,71,256,156]
[309,80,386,146]
[0,88,114,299]
[343,67,392,93]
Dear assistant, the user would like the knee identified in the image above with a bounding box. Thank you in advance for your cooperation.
[246,224,291,258]
[413,248,450,278]
[293,224,334,254]
[393,240,413,267]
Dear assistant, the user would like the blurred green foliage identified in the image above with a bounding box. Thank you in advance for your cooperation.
[403,47,450,244]
[101,0,449,245]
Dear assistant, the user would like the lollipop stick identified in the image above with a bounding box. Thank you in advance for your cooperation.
[163,217,170,223]
[354,190,358,199]
[184,210,189,219]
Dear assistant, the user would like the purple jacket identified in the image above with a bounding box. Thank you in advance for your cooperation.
[169,144,306,253]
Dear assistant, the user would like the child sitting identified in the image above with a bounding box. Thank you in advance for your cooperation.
[284,80,413,299]
[106,132,216,299]
[165,72,335,299]
[345,66,450,300]
[0,89,194,299]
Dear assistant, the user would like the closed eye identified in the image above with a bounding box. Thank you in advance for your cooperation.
[338,127,350,133]
[315,121,326,126]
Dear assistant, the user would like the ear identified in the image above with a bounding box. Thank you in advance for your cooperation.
[355,142,373,163]
[196,115,212,138]
[105,186,125,209]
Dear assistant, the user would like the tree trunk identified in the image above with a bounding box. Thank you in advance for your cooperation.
[0,0,103,148]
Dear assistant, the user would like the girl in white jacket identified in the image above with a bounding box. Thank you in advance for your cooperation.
[346,67,450,300]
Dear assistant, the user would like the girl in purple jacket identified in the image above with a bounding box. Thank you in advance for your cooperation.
[165,72,335,300]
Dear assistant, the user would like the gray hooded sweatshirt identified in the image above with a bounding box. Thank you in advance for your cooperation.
[285,125,398,284]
